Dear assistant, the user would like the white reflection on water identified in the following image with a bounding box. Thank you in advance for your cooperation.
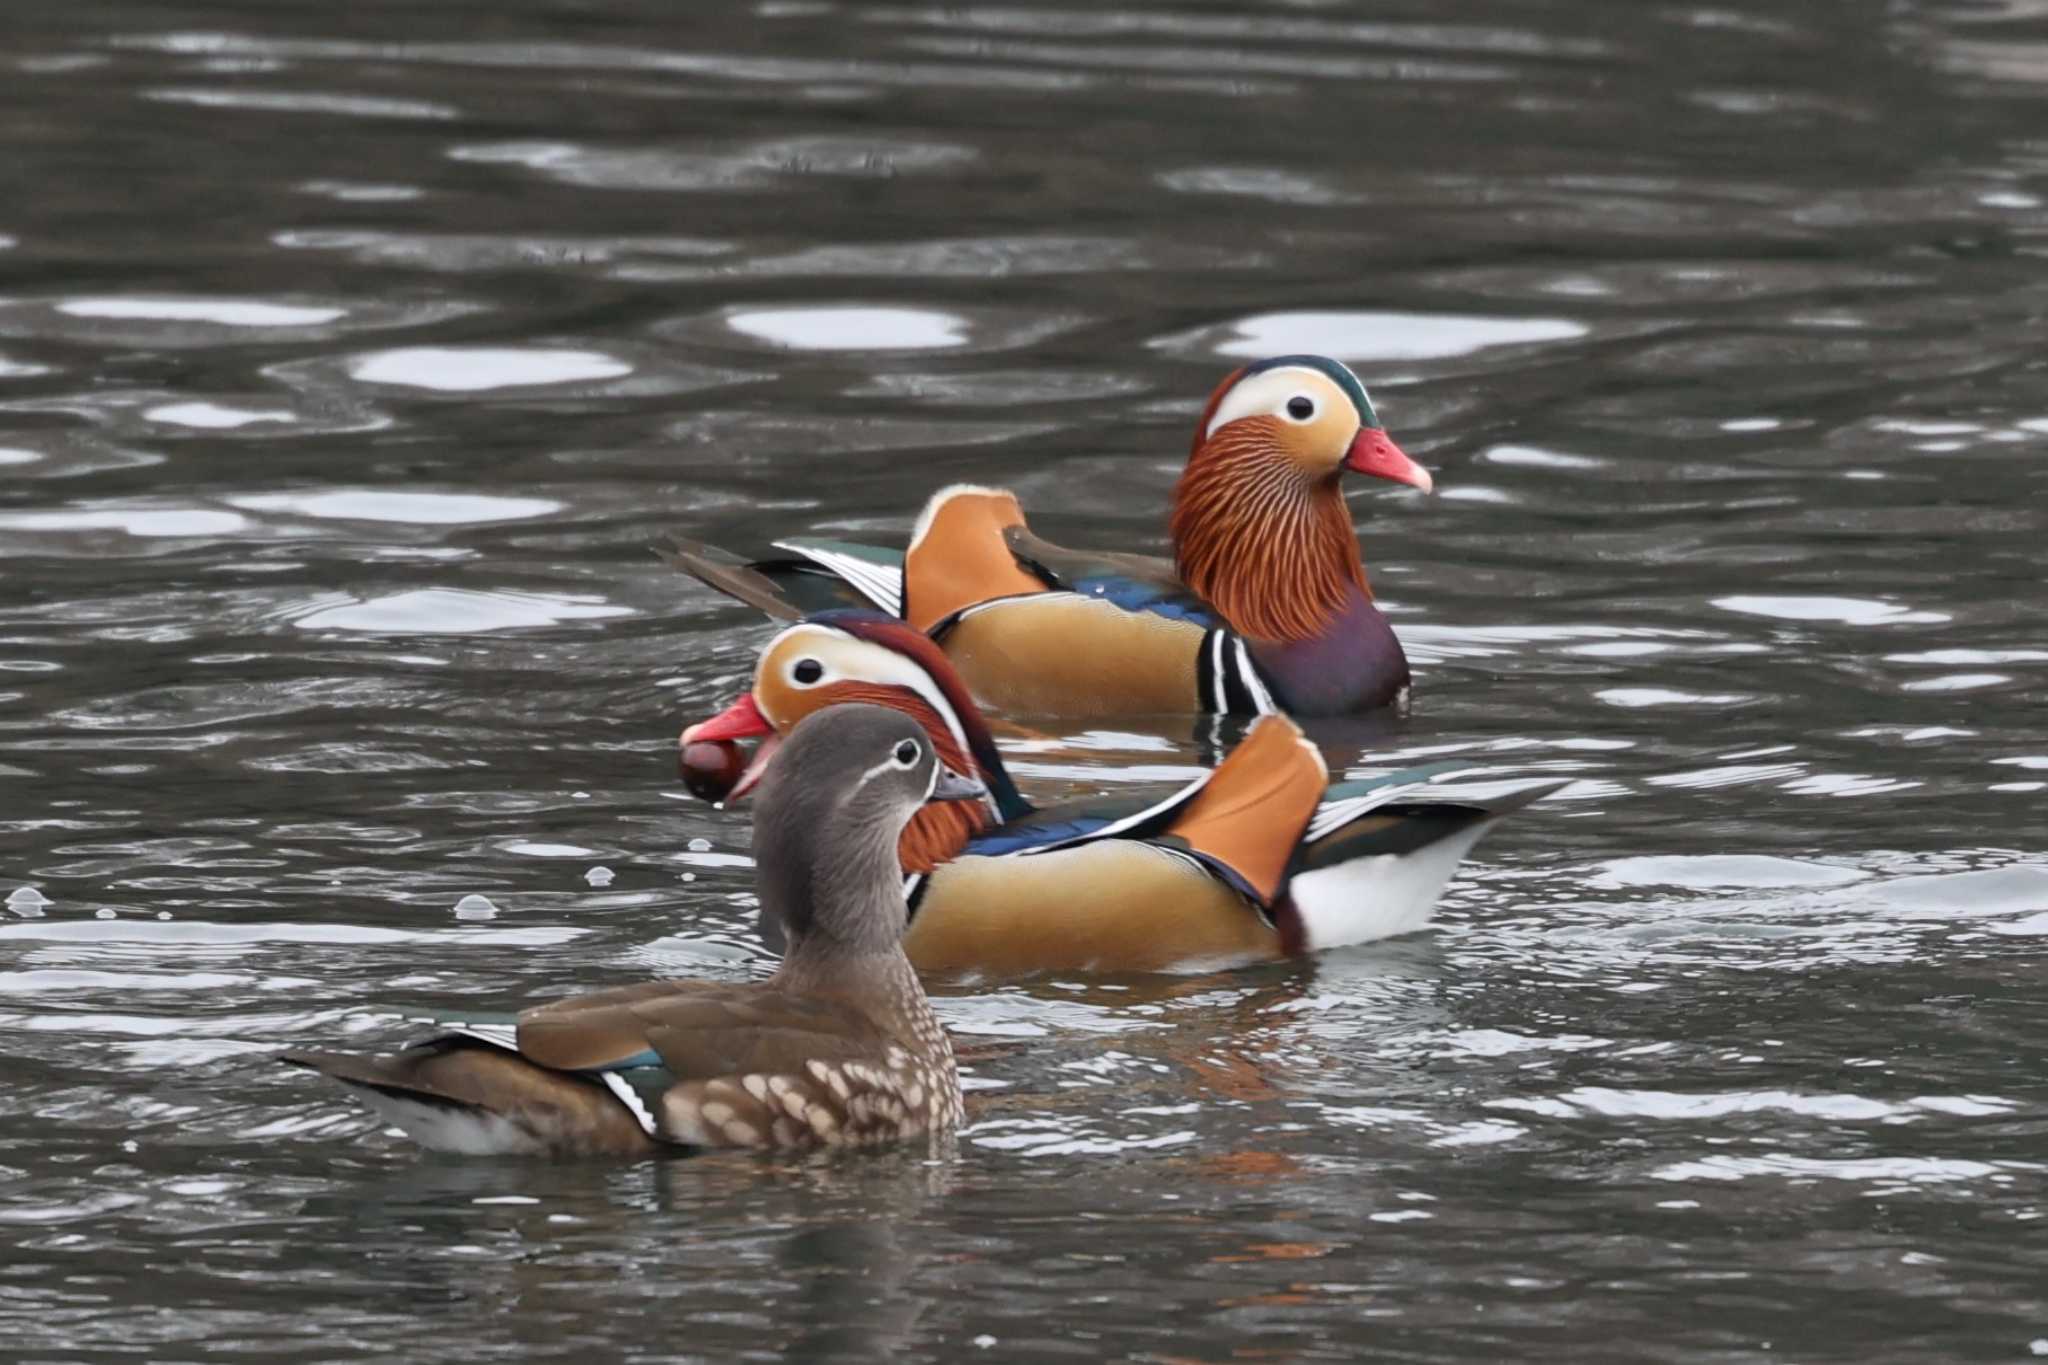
[297,179,425,201]
[293,589,631,633]
[1596,687,1749,707]
[57,297,344,326]
[1654,1154,2041,1184]
[449,135,975,189]
[727,305,969,350]
[0,447,42,465]
[1493,1088,2011,1121]
[348,347,632,391]
[230,490,560,523]
[1484,444,1605,469]
[0,508,248,537]
[144,402,297,429]
[1594,855,1868,889]
[1712,594,1950,625]
[1189,310,1587,361]
[1899,673,2009,692]
[141,88,460,120]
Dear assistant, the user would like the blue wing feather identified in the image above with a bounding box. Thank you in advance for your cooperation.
[1070,574,1218,628]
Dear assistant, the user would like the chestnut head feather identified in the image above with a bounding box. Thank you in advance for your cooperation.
[717,612,1030,872]
[1172,355,1428,643]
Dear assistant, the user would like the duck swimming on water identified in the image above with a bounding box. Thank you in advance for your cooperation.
[284,705,981,1159]
[681,612,1560,983]
[670,355,1432,719]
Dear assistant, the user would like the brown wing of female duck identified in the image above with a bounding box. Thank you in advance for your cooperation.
[286,705,972,1158]
[281,982,951,1157]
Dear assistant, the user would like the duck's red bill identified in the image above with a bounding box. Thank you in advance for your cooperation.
[725,732,781,802]
[1344,428,1433,493]
[681,692,774,744]
[678,693,780,804]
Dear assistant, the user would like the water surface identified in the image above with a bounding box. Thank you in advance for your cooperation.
[3,0,2047,1358]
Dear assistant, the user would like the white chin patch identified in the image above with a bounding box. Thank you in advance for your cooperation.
[1290,823,1493,952]
[349,1086,548,1157]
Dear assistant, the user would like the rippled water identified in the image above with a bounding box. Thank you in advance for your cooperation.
[4,0,2047,1357]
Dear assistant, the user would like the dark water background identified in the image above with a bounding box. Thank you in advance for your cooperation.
[3,1,2047,1359]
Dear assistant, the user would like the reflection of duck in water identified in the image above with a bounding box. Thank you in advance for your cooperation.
[671,355,1433,718]
[283,706,976,1158]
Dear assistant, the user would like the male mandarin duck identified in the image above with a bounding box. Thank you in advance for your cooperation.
[679,611,1558,982]
[669,355,1432,718]
[283,705,977,1159]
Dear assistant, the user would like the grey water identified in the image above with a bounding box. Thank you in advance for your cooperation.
[1,0,2045,1358]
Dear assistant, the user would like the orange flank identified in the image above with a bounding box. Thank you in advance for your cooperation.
[1159,714,1327,903]
[903,486,1044,631]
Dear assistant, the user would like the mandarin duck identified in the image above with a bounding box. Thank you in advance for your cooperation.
[679,611,1558,982]
[669,355,1431,718]
[283,705,979,1159]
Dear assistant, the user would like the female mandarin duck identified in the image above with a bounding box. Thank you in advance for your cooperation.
[679,611,1557,982]
[284,705,978,1159]
[669,355,1432,719]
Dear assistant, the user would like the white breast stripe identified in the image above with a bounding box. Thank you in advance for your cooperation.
[599,1072,661,1137]
[774,543,904,617]
[1229,637,1279,715]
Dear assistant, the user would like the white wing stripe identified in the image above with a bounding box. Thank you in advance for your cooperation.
[1306,783,1428,842]
[599,1072,660,1137]
[772,542,905,617]
[415,1020,519,1051]
[1017,775,1211,856]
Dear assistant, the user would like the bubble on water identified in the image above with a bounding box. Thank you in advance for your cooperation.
[573,791,590,799]
[688,838,712,853]
[95,908,116,919]
[156,911,172,921]
[585,866,614,887]
[453,894,499,921]
[7,886,49,918]
[681,873,696,883]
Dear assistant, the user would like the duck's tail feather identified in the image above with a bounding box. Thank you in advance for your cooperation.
[281,1041,659,1157]
[1280,778,1569,951]
[664,534,908,620]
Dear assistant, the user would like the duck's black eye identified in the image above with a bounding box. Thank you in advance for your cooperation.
[791,658,823,685]
[893,739,920,767]
[1286,395,1315,421]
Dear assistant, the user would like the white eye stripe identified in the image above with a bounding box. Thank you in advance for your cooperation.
[852,749,921,794]
[1204,366,1367,438]
[756,624,975,758]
